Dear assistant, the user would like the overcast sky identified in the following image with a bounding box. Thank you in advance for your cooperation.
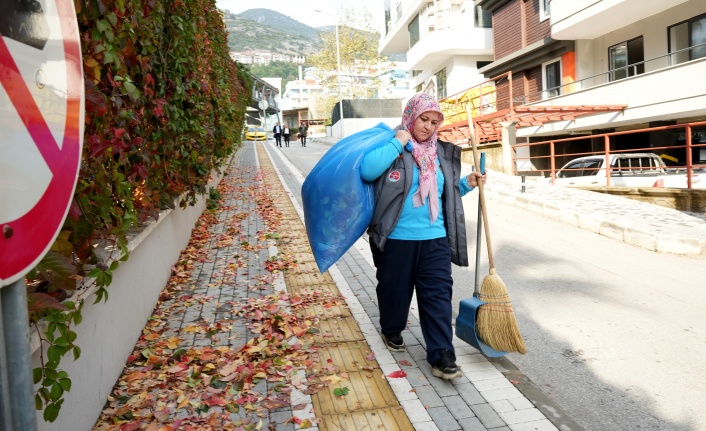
[216,0,385,32]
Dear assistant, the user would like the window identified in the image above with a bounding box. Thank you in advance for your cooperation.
[539,0,550,21]
[608,37,644,81]
[416,83,423,92]
[384,0,391,35]
[409,14,420,48]
[435,68,447,99]
[668,13,706,65]
[475,6,492,28]
[557,161,584,178]
[542,59,561,98]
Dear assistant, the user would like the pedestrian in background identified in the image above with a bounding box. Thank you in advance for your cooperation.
[283,124,291,147]
[360,92,486,380]
[273,122,282,147]
[300,122,308,147]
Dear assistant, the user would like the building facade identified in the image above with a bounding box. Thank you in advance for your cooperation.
[474,0,706,174]
[379,0,494,100]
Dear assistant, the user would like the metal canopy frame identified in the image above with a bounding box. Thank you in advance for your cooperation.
[437,104,628,144]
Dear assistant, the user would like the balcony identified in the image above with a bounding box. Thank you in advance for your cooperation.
[380,0,426,54]
[407,25,493,71]
[516,56,706,138]
[551,0,691,40]
[436,48,706,143]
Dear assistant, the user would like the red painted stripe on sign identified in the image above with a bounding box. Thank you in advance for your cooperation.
[0,37,62,172]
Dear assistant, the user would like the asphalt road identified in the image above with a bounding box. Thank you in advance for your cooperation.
[267,137,706,431]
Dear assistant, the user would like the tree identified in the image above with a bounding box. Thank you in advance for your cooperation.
[249,61,302,92]
[309,7,390,120]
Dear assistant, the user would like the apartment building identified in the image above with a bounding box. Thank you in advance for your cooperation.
[379,0,494,100]
[473,0,706,173]
[281,79,322,109]
[230,51,306,65]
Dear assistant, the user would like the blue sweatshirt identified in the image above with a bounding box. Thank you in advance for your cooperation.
[361,138,474,240]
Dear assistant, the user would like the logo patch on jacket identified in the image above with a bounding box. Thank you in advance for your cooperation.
[388,170,401,182]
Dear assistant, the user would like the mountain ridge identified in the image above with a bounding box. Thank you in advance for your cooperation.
[222,8,322,56]
[222,8,405,61]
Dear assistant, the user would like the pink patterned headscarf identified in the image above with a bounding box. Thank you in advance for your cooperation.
[402,93,445,223]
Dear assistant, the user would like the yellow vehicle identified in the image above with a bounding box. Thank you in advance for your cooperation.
[245,126,266,141]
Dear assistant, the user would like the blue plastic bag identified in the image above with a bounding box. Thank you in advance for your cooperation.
[302,123,396,273]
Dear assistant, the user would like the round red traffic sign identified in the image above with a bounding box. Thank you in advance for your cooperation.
[0,0,85,287]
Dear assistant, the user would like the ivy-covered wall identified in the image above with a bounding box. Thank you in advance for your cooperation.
[29,0,251,421]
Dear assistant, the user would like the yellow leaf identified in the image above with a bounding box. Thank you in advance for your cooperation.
[324,374,341,385]
[166,337,180,349]
[177,396,190,410]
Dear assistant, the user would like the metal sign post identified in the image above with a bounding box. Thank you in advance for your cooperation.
[0,280,36,431]
[0,0,85,427]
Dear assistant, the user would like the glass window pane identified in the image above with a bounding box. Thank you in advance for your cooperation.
[609,43,628,81]
[692,16,706,60]
[436,68,447,99]
[408,15,420,48]
[544,61,561,97]
[670,23,690,65]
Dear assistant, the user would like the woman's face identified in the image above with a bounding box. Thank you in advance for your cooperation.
[412,111,442,142]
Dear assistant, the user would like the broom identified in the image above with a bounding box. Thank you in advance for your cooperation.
[466,106,527,354]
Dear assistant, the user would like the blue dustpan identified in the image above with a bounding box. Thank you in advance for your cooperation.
[456,296,507,357]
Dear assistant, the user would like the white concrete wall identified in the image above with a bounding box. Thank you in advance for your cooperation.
[576,0,706,79]
[552,0,691,40]
[446,56,492,98]
[332,117,403,140]
[33,168,226,431]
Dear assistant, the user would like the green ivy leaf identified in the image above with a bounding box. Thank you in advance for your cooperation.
[43,400,62,422]
[50,383,64,402]
[33,368,43,385]
[333,387,350,397]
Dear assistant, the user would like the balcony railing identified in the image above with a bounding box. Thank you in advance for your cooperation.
[519,42,706,104]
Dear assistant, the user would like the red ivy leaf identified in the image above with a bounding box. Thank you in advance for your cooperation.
[387,370,407,378]
[28,293,69,314]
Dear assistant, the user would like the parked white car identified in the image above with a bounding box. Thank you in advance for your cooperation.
[548,153,704,188]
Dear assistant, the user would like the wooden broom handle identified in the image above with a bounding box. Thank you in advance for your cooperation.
[466,105,495,270]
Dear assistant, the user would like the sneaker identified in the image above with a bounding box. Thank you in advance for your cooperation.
[382,332,406,352]
[432,350,463,380]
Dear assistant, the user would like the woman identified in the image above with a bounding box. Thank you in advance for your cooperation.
[360,93,486,380]
[283,124,291,147]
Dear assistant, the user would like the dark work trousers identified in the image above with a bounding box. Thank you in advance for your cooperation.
[274,133,282,146]
[370,237,454,365]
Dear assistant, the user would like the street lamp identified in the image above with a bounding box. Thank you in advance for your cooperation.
[315,10,344,138]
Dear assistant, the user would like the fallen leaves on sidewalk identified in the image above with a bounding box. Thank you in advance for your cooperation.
[92,163,349,430]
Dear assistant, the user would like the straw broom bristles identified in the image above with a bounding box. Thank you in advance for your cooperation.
[476,268,527,354]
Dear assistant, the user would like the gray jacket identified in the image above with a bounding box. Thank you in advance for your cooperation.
[367,140,469,267]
